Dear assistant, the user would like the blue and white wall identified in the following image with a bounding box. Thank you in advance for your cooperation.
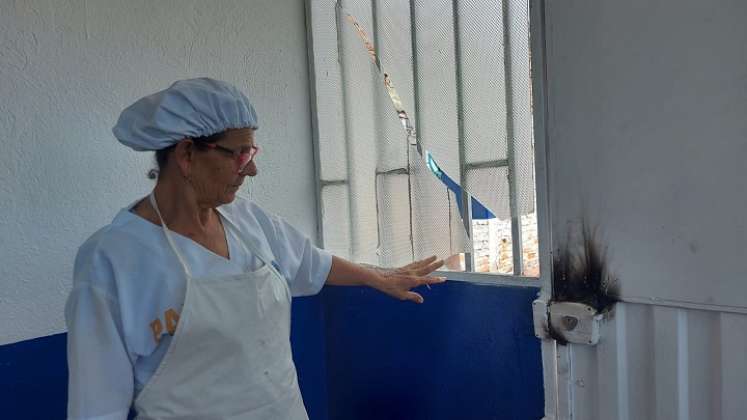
[0,1,319,417]
[0,1,545,419]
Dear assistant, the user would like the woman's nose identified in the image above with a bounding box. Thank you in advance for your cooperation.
[239,161,258,177]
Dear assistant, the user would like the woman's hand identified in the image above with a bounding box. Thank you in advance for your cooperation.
[326,255,447,303]
[370,256,446,304]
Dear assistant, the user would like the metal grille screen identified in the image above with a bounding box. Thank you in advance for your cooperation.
[309,0,538,275]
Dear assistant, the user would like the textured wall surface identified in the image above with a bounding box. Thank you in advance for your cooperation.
[0,0,316,345]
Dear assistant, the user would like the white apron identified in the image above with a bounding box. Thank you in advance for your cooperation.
[133,192,309,420]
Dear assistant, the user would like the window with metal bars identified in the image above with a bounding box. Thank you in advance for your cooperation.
[307,0,538,276]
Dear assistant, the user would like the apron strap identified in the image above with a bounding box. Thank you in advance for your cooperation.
[149,192,193,278]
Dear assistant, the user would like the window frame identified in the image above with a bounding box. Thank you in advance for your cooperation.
[303,0,552,289]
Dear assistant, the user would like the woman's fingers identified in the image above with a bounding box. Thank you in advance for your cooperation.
[409,260,444,276]
[419,255,439,265]
[417,259,444,276]
[419,275,446,286]
[401,255,438,272]
[383,270,447,304]
[398,256,443,275]
[398,275,445,289]
[402,275,446,297]
[404,291,424,304]
[410,255,438,268]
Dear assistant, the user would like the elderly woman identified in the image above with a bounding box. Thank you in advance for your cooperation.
[65,78,445,420]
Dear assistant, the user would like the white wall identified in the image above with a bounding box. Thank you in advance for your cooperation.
[0,0,316,345]
[545,0,747,309]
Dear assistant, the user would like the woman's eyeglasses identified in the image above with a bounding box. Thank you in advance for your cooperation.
[196,142,260,174]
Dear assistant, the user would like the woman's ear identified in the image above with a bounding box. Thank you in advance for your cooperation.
[174,139,194,179]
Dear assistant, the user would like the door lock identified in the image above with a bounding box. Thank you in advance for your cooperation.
[560,315,578,331]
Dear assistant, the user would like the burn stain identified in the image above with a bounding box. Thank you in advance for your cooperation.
[553,220,619,312]
[548,220,619,345]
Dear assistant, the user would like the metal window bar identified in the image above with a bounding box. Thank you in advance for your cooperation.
[304,0,326,249]
[502,0,524,275]
[408,0,429,260]
[333,1,355,259]
[370,0,384,261]
[452,0,475,272]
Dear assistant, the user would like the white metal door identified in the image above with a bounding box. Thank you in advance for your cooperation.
[532,0,747,419]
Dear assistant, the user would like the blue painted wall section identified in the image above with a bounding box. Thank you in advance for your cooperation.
[321,282,543,420]
[0,332,68,420]
[0,282,542,420]
[290,295,330,420]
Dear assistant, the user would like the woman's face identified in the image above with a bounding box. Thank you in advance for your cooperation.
[188,128,257,207]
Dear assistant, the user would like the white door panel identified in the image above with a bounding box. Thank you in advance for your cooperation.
[536,0,747,418]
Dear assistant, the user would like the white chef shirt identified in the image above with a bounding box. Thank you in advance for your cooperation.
[65,195,333,420]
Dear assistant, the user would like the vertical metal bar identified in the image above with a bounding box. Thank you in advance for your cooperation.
[615,304,631,420]
[335,0,356,259]
[408,0,421,261]
[370,0,382,70]
[303,0,326,248]
[503,0,524,275]
[463,193,474,271]
[370,0,384,264]
[401,1,415,262]
[529,0,561,417]
[453,0,475,272]
[676,309,690,420]
[556,343,576,419]
[529,0,553,296]
[404,138,416,263]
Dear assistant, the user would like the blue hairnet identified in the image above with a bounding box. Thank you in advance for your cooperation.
[113,78,259,151]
